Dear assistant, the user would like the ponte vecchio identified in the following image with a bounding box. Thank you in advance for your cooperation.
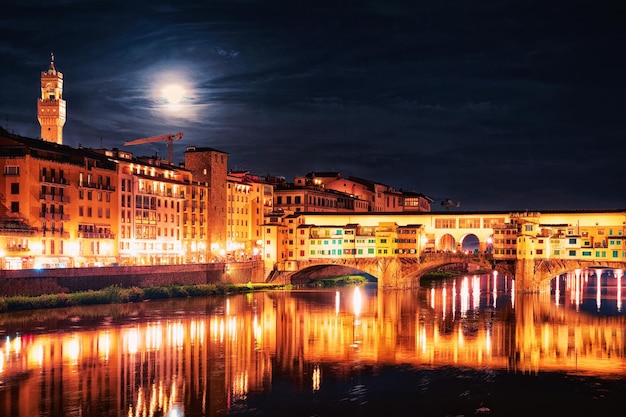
[264,210,626,293]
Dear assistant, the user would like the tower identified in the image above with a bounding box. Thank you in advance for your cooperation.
[37,53,66,144]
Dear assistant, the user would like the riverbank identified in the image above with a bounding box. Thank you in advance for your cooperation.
[0,283,288,313]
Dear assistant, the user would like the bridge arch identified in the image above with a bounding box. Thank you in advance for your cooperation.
[289,264,378,285]
[515,259,626,293]
[460,233,479,252]
[437,234,456,251]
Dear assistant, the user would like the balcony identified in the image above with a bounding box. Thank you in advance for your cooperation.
[40,230,70,238]
[0,227,35,237]
[78,182,115,191]
[39,212,70,221]
[41,176,69,186]
[78,232,116,239]
[39,193,70,203]
[5,245,30,252]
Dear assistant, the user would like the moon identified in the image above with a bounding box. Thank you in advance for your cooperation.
[161,84,185,106]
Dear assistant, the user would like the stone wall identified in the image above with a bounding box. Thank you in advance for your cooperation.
[0,261,265,297]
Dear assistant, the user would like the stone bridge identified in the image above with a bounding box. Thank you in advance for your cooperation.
[272,253,496,289]
[272,254,626,293]
[515,258,626,293]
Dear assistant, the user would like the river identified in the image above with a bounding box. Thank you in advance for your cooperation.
[1,268,625,416]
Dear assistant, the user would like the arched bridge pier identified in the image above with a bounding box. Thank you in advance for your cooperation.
[273,253,495,289]
[515,258,626,293]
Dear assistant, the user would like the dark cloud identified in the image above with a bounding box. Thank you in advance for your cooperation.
[1,0,624,210]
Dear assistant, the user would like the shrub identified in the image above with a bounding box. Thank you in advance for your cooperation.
[143,286,172,299]
[122,287,144,303]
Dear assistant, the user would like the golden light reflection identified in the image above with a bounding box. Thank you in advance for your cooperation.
[618,269,623,313]
[98,332,110,361]
[312,364,321,391]
[492,270,498,309]
[126,327,139,354]
[232,371,249,399]
[460,276,469,314]
[352,286,362,318]
[472,275,480,310]
[65,335,80,365]
[0,276,625,417]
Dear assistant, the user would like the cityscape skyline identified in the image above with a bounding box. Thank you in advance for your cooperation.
[1,0,624,211]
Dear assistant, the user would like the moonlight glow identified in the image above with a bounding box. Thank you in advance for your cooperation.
[161,84,185,111]
[161,84,185,104]
[152,75,198,120]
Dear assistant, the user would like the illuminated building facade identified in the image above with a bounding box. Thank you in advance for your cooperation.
[400,191,433,212]
[0,130,118,268]
[249,176,274,258]
[226,172,252,260]
[273,172,430,214]
[396,224,426,256]
[183,146,228,259]
[512,212,626,263]
[260,211,626,272]
[37,54,66,145]
[99,149,208,265]
[261,214,289,273]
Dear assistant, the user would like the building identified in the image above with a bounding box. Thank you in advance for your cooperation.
[400,191,433,212]
[183,146,229,259]
[37,54,66,145]
[228,171,274,260]
[0,128,118,268]
[95,149,209,265]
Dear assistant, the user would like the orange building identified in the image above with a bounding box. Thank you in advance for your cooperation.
[183,146,229,259]
[0,130,118,268]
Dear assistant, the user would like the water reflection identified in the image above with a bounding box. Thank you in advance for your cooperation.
[554,268,625,314]
[0,269,625,416]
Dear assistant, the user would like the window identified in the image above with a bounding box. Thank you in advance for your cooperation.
[10,201,19,213]
[10,183,19,194]
[4,166,19,175]
[435,218,455,228]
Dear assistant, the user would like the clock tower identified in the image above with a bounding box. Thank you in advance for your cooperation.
[37,53,66,144]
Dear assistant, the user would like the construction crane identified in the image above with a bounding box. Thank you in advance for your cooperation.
[124,132,183,164]
[441,199,461,210]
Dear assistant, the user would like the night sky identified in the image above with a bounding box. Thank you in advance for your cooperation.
[1,0,624,211]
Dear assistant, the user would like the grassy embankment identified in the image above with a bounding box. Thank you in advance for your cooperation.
[0,283,288,313]
[0,275,376,313]
[308,275,370,287]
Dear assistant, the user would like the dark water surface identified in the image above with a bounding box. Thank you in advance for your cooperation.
[1,269,626,416]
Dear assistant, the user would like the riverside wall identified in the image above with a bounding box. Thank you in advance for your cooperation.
[0,261,265,297]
